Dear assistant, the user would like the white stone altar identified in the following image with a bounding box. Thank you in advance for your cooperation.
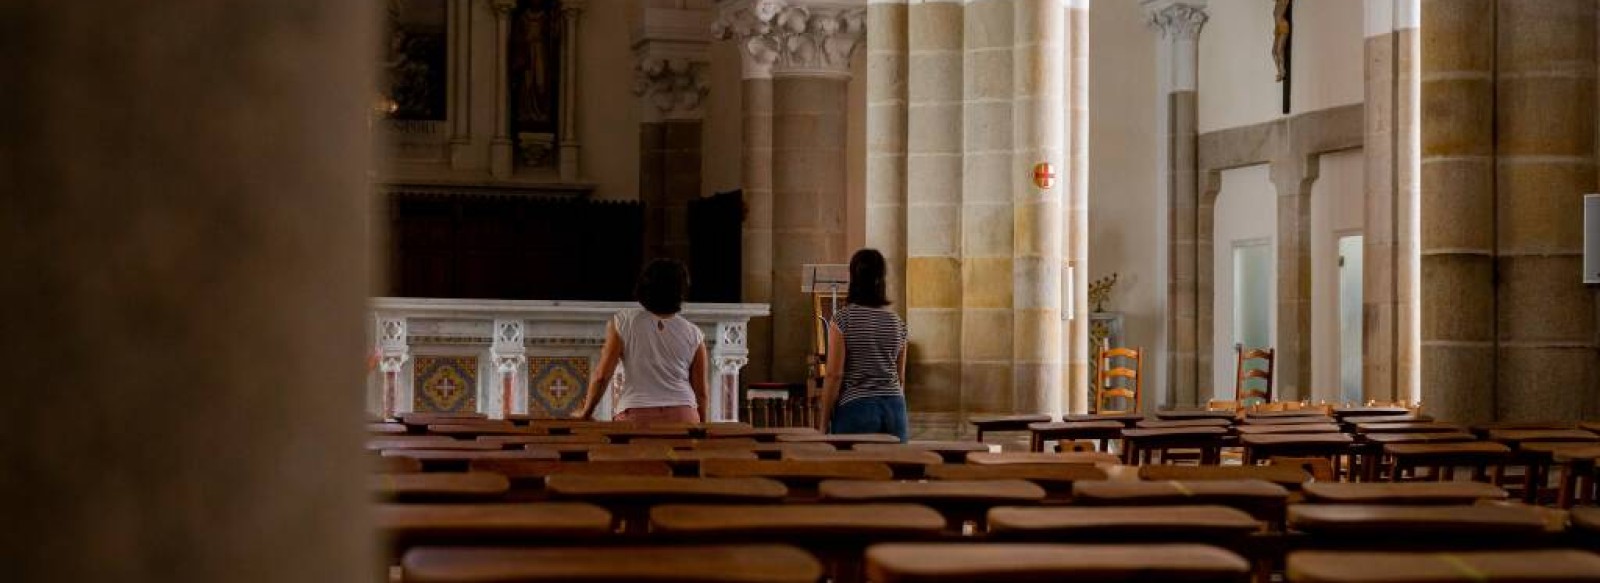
[368,298,769,421]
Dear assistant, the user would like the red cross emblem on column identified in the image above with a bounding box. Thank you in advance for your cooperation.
[1032,162,1056,190]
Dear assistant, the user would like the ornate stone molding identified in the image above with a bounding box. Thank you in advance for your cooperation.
[713,0,863,80]
[634,58,709,119]
[1143,0,1208,41]
[635,4,713,120]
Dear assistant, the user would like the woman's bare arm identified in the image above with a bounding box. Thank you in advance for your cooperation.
[820,324,846,430]
[690,342,709,422]
[575,321,623,419]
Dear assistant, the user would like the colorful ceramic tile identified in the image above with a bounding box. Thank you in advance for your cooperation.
[526,356,590,418]
[413,355,478,413]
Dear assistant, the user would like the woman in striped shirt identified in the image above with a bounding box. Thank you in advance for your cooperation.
[821,249,910,441]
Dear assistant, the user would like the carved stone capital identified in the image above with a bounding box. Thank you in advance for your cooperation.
[714,0,862,80]
[634,57,710,120]
[1143,0,1208,41]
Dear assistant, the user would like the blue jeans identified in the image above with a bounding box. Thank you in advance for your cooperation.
[829,395,909,442]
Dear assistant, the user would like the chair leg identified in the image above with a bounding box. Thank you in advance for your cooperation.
[1557,464,1577,509]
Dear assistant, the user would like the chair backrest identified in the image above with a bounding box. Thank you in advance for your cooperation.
[1234,345,1275,408]
[1096,342,1143,414]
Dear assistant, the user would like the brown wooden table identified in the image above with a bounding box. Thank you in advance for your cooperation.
[1027,421,1123,452]
[969,414,1053,443]
[378,502,611,551]
[1521,442,1600,507]
[1240,433,1354,469]
[1355,432,1477,481]
[1242,416,1337,426]
[865,543,1250,583]
[1552,445,1600,508]
[1137,465,1310,489]
[987,505,1260,540]
[366,436,476,451]
[476,433,610,449]
[966,451,1120,465]
[1063,413,1145,427]
[1301,482,1508,505]
[368,422,408,434]
[699,458,893,494]
[1487,430,1600,501]
[402,544,823,583]
[775,433,903,447]
[1353,422,1464,434]
[466,459,673,494]
[1384,442,1512,483]
[710,426,821,442]
[854,441,990,463]
[425,423,537,437]
[371,472,510,502]
[1072,479,1289,523]
[926,463,1108,496]
[1287,549,1600,583]
[1120,427,1228,465]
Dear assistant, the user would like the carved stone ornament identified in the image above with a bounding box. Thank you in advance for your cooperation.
[713,0,863,79]
[633,57,710,119]
[1144,0,1209,40]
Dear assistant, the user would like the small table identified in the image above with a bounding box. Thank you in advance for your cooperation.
[1234,424,1343,435]
[1287,550,1600,583]
[1354,432,1477,481]
[1486,429,1600,502]
[1027,421,1123,453]
[1383,442,1512,483]
[1352,421,1464,434]
[1064,413,1145,427]
[866,543,1250,583]
[1120,427,1228,465]
[987,506,1260,541]
[968,414,1052,444]
[1239,433,1353,467]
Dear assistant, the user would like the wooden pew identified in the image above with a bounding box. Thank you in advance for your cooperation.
[853,441,991,463]
[466,460,672,499]
[987,505,1261,542]
[544,475,787,532]
[383,448,561,472]
[1138,418,1233,429]
[818,479,1046,531]
[1287,504,1553,550]
[1027,421,1123,453]
[865,543,1251,583]
[1355,432,1477,481]
[1330,406,1413,421]
[1233,424,1342,435]
[1301,482,1509,505]
[367,436,481,451]
[1486,429,1600,503]
[476,434,609,449]
[1240,434,1354,473]
[650,504,946,583]
[1351,421,1464,434]
[584,447,759,477]
[708,426,820,442]
[968,414,1053,444]
[1287,550,1600,583]
[378,502,611,553]
[926,464,1108,498]
[1384,442,1512,484]
[1063,413,1146,427]
[1242,416,1337,426]
[1072,479,1290,524]
[775,433,903,447]
[1137,465,1311,490]
[700,458,893,496]
[368,422,408,434]
[374,455,424,474]
[781,449,943,479]
[426,423,537,437]
[371,472,511,503]
[1552,446,1600,508]
[966,451,1120,466]
[401,544,823,583]
[1120,427,1228,465]
[1155,409,1239,421]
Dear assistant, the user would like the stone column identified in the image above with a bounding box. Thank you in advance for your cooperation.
[1145,0,1208,407]
[1420,0,1496,422]
[1492,0,1597,420]
[558,1,585,182]
[449,0,474,169]
[768,2,865,383]
[1065,0,1091,413]
[911,0,963,428]
[1272,159,1314,402]
[866,1,908,313]
[490,0,516,178]
[491,319,527,419]
[636,5,713,264]
[1,1,373,579]
[1013,0,1068,415]
[713,0,781,383]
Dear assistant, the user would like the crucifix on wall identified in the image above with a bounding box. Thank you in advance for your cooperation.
[1273,0,1293,114]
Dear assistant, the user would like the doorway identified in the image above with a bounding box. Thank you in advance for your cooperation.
[1337,234,1363,404]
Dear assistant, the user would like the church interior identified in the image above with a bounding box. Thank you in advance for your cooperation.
[8,0,1600,581]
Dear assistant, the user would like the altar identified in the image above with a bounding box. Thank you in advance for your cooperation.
[369,298,768,421]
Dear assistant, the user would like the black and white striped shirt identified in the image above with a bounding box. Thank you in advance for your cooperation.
[831,304,908,405]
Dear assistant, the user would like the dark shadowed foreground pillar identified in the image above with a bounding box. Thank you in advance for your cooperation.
[0,1,375,581]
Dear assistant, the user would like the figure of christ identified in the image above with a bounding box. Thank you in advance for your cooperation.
[1273,0,1291,82]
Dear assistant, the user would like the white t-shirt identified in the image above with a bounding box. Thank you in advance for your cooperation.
[612,307,704,412]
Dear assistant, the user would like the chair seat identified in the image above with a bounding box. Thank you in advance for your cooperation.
[1288,504,1547,536]
[1241,433,1353,446]
[1286,550,1600,583]
[926,463,1108,489]
[1155,409,1239,421]
[1063,413,1145,424]
[1138,418,1233,428]
[1361,432,1476,445]
[1301,482,1509,505]
[782,448,944,468]
[1353,422,1464,434]
[818,479,1046,505]
[855,441,990,463]
[402,545,822,583]
[1384,442,1512,463]
[865,543,1250,583]
[1487,429,1600,447]
[988,505,1260,538]
[372,472,510,501]
[1072,479,1289,508]
[699,458,894,483]
[544,475,787,502]
[1235,424,1342,435]
[649,503,946,537]
[775,432,902,446]
[468,460,674,482]
[969,414,1053,431]
[1137,465,1310,488]
[967,451,1119,465]
[370,438,497,451]
[378,502,612,541]
[1243,416,1337,425]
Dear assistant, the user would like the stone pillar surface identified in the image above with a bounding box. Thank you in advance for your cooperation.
[1065,0,1091,414]
[1012,0,1067,415]
[558,0,584,181]
[867,2,909,315]
[1420,0,1496,422]
[490,0,516,178]
[1272,161,1313,402]
[635,6,711,265]
[0,1,374,580]
[1492,0,1598,420]
[1145,0,1207,407]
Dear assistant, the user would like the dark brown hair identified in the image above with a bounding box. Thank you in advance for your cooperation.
[635,258,690,315]
[847,248,890,308]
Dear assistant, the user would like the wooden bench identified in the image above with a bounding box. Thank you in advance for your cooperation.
[699,458,893,495]
[400,412,488,427]
[466,460,672,498]
[1354,432,1478,481]
[1301,482,1509,505]
[775,433,903,447]
[1072,479,1289,524]
[709,426,820,442]
[649,503,948,539]
[926,464,1108,496]
[854,441,990,463]
[1120,427,1228,465]
[1552,446,1600,508]
[969,414,1053,443]
[378,502,612,552]
[782,449,943,479]
[544,474,788,533]
[524,420,636,435]
[1027,421,1123,452]
[1137,465,1310,489]
[1352,421,1464,434]
[368,422,408,434]
[1240,434,1354,469]
[1486,429,1600,502]
[520,441,631,461]
[375,455,424,474]
[1234,424,1342,435]
[1469,421,1578,439]
[1518,443,1600,507]
[1063,413,1145,427]
[987,505,1261,540]
[401,544,823,583]
[476,433,610,449]
[426,423,537,437]
[572,427,699,443]
[382,448,560,472]
[371,472,511,502]
[865,543,1251,583]
[630,437,761,450]
[1330,406,1413,421]
[584,447,759,477]
[1287,504,1552,549]
[1247,409,1330,419]
[818,480,1046,529]
[366,436,480,451]
[1286,550,1600,583]
[1138,418,1233,429]
[1340,413,1434,426]
[966,451,1120,465]
[1156,409,1239,421]
[1384,442,1512,483]
[1242,416,1337,426]
[1572,507,1600,537]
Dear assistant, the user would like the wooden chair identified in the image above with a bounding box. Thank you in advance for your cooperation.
[853,441,990,463]
[371,472,510,503]
[1385,442,1512,484]
[382,448,560,472]
[1287,550,1600,583]
[1072,479,1290,524]
[1552,446,1600,508]
[1137,465,1310,490]
[378,502,611,554]
[1095,345,1143,414]
[1301,482,1508,505]
[1486,429,1600,503]
[1234,345,1274,408]
[968,414,1053,444]
[818,479,1045,531]
[865,543,1251,583]
[927,464,1108,498]
[1286,504,1552,550]
[986,506,1261,542]
[402,545,823,583]
[1120,427,1227,465]
[1027,420,1123,453]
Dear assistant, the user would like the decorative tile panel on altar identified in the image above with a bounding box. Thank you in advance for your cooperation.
[413,355,479,413]
[526,356,589,418]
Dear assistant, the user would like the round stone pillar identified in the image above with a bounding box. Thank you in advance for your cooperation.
[1013,0,1068,415]
[1420,0,1496,422]
[1,0,374,579]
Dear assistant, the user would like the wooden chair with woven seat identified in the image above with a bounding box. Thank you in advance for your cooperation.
[1233,345,1274,409]
[1095,344,1143,415]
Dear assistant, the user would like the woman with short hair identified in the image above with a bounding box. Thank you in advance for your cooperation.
[574,259,708,424]
[821,248,910,441]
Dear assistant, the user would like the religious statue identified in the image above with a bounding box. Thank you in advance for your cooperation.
[509,0,561,166]
[382,0,448,121]
[1272,0,1292,82]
